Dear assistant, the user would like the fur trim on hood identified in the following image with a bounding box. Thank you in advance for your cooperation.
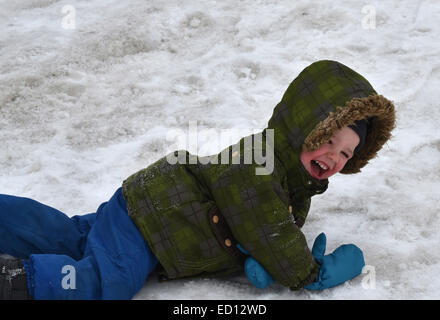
[303,93,396,174]
[266,60,396,180]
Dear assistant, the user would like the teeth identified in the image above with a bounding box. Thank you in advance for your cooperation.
[315,160,328,170]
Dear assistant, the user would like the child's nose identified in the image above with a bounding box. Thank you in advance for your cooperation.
[327,151,339,164]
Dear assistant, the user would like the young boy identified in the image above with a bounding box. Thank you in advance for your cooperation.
[0,60,395,299]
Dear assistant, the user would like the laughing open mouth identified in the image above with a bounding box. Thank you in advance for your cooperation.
[311,160,329,178]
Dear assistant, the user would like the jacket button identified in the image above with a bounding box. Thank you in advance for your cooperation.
[212,215,219,223]
[224,239,232,247]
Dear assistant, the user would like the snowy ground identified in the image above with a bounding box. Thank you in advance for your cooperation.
[1,0,439,299]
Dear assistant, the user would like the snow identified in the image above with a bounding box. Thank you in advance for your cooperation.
[1,0,439,299]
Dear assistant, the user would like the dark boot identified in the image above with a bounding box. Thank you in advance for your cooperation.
[0,255,33,300]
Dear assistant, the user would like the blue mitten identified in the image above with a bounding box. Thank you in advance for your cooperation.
[304,233,365,290]
[237,244,274,289]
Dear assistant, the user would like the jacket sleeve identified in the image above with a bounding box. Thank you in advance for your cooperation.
[291,197,311,229]
[210,163,319,289]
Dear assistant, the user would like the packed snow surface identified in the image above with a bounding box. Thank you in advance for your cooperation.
[1,0,439,299]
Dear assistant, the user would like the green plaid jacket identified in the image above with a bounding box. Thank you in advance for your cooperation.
[122,60,377,289]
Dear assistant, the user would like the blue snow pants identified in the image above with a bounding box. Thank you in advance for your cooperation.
[0,187,158,299]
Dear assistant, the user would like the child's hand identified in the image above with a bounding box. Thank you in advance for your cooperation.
[304,233,365,290]
[237,244,274,289]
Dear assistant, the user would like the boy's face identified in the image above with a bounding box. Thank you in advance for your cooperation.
[300,126,360,180]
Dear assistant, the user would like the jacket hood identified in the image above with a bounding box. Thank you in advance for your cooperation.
[265,60,396,192]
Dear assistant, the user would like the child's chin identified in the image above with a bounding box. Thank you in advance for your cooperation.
[319,173,332,180]
[314,174,329,180]
[319,170,337,180]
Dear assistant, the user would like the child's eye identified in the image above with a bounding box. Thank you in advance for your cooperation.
[328,140,333,145]
[341,151,349,159]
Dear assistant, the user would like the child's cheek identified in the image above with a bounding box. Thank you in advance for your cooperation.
[334,159,347,173]
[300,149,309,164]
